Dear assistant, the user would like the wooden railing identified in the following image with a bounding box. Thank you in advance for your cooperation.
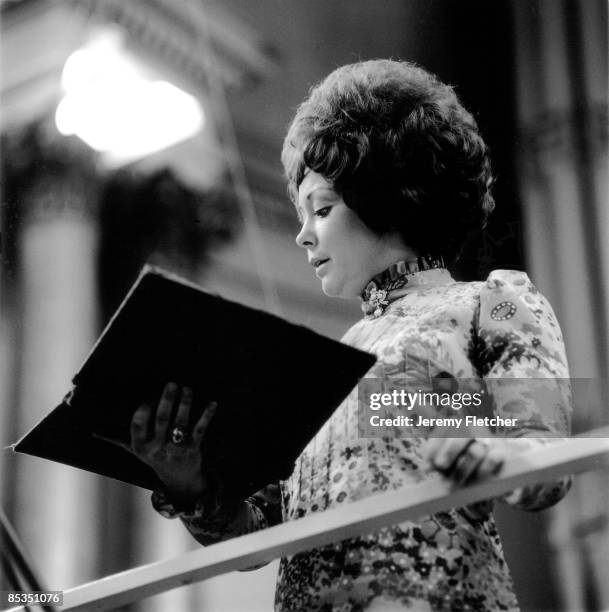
[7,431,609,612]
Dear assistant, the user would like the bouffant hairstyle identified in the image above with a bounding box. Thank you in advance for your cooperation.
[281,59,495,264]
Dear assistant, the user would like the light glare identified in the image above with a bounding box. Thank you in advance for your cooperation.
[55,40,204,162]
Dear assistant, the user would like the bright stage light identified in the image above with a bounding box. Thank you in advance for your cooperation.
[56,36,204,163]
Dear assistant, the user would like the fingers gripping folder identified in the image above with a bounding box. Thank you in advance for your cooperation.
[8,430,609,612]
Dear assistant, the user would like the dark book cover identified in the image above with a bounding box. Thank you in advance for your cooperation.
[13,265,376,500]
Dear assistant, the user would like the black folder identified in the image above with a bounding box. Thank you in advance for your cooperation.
[14,266,376,500]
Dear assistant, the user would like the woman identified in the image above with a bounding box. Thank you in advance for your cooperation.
[135,60,572,611]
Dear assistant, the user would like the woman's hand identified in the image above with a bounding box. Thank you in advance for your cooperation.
[130,382,217,503]
[425,425,507,520]
[425,427,506,486]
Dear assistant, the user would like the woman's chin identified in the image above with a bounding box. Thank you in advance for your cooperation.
[320,278,359,300]
[320,277,340,297]
[320,281,338,297]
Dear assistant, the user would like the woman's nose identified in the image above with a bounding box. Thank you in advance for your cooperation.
[295,223,316,248]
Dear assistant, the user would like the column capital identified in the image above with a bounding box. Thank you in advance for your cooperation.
[2,117,102,224]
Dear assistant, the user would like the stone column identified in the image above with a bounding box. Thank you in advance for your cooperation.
[512,2,609,610]
[3,121,102,589]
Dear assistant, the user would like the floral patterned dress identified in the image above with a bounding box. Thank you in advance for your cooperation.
[154,268,572,612]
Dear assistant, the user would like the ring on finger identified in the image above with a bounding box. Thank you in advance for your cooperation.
[171,426,188,445]
[439,438,476,474]
[454,439,487,481]
[459,439,487,462]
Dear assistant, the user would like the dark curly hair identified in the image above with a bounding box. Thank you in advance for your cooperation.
[281,59,495,264]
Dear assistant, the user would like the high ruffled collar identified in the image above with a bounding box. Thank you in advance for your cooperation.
[360,255,450,318]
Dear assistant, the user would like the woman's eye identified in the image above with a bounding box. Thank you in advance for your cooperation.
[314,206,332,218]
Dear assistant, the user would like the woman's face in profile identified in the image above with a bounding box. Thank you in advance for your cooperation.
[295,171,390,299]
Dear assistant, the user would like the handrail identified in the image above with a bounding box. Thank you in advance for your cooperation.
[6,432,609,612]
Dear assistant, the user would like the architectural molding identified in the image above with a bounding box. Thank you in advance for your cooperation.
[71,0,278,94]
[1,117,101,224]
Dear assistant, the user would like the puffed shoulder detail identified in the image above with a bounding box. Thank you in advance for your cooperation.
[486,269,530,283]
[478,269,547,330]
[476,269,569,376]
[483,269,532,291]
[478,270,567,365]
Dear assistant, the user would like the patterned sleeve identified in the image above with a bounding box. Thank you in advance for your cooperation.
[473,269,573,511]
[152,482,282,569]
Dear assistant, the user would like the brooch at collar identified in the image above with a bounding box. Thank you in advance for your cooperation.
[361,286,389,318]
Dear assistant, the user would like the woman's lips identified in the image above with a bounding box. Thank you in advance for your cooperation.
[315,259,330,275]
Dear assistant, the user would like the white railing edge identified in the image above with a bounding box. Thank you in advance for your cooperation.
[6,432,609,612]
